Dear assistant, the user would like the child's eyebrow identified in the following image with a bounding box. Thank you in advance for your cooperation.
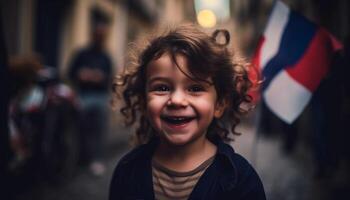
[147,76,214,87]
[147,76,170,84]
[189,78,214,86]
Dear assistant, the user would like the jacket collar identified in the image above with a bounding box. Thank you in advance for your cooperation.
[210,136,239,191]
[137,136,237,169]
[133,136,239,196]
[211,136,237,169]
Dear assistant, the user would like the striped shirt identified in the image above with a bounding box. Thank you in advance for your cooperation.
[152,156,215,200]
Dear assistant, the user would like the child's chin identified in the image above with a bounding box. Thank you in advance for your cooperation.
[162,135,193,146]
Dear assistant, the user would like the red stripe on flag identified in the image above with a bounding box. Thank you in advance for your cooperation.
[285,28,342,92]
[249,36,265,103]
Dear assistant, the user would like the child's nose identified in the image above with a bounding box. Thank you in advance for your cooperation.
[167,90,188,107]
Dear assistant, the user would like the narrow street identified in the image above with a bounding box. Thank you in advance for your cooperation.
[13,113,132,200]
[4,1,350,200]
[13,112,349,200]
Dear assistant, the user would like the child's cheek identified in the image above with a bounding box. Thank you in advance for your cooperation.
[146,94,169,131]
[193,98,216,117]
[147,94,169,106]
[146,94,168,114]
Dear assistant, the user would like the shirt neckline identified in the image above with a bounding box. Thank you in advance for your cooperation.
[152,155,215,177]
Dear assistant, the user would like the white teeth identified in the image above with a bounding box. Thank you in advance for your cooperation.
[162,116,193,122]
[169,117,193,121]
[173,117,185,120]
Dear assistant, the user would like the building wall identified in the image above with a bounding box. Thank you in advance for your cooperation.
[2,0,349,76]
[1,0,35,56]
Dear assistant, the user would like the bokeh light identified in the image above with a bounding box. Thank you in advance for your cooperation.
[197,9,216,28]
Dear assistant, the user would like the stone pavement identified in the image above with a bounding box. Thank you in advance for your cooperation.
[12,111,132,200]
[13,112,349,200]
[233,117,350,200]
[233,120,315,200]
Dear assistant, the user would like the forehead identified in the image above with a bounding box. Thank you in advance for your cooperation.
[146,53,190,79]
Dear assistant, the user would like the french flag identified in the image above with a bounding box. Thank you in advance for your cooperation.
[251,1,343,124]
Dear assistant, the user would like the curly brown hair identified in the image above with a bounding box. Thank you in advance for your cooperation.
[112,24,253,145]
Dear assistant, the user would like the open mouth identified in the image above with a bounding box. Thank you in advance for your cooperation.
[161,116,196,125]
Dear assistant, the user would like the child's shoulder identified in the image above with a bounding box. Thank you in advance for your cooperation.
[115,140,156,168]
[217,141,259,179]
[117,144,149,166]
[216,141,265,198]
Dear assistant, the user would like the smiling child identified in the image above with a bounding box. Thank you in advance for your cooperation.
[109,24,266,200]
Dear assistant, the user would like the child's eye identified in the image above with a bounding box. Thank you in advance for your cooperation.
[152,84,170,92]
[188,85,205,92]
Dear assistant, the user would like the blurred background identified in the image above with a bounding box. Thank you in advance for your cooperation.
[1,0,349,200]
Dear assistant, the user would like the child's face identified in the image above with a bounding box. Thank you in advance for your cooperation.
[145,53,225,146]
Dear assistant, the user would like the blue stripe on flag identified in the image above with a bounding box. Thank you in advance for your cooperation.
[262,11,317,91]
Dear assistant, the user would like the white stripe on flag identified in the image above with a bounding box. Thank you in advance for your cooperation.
[263,70,312,124]
[261,1,290,70]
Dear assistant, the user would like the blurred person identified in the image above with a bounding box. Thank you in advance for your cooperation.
[68,8,113,176]
[109,24,266,200]
[8,54,79,184]
[309,44,345,180]
[8,55,43,169]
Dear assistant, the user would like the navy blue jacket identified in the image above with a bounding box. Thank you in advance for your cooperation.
[109,137,266,200]
[68,46,112,94]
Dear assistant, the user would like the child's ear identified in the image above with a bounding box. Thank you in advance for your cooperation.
[214,99,227,118]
